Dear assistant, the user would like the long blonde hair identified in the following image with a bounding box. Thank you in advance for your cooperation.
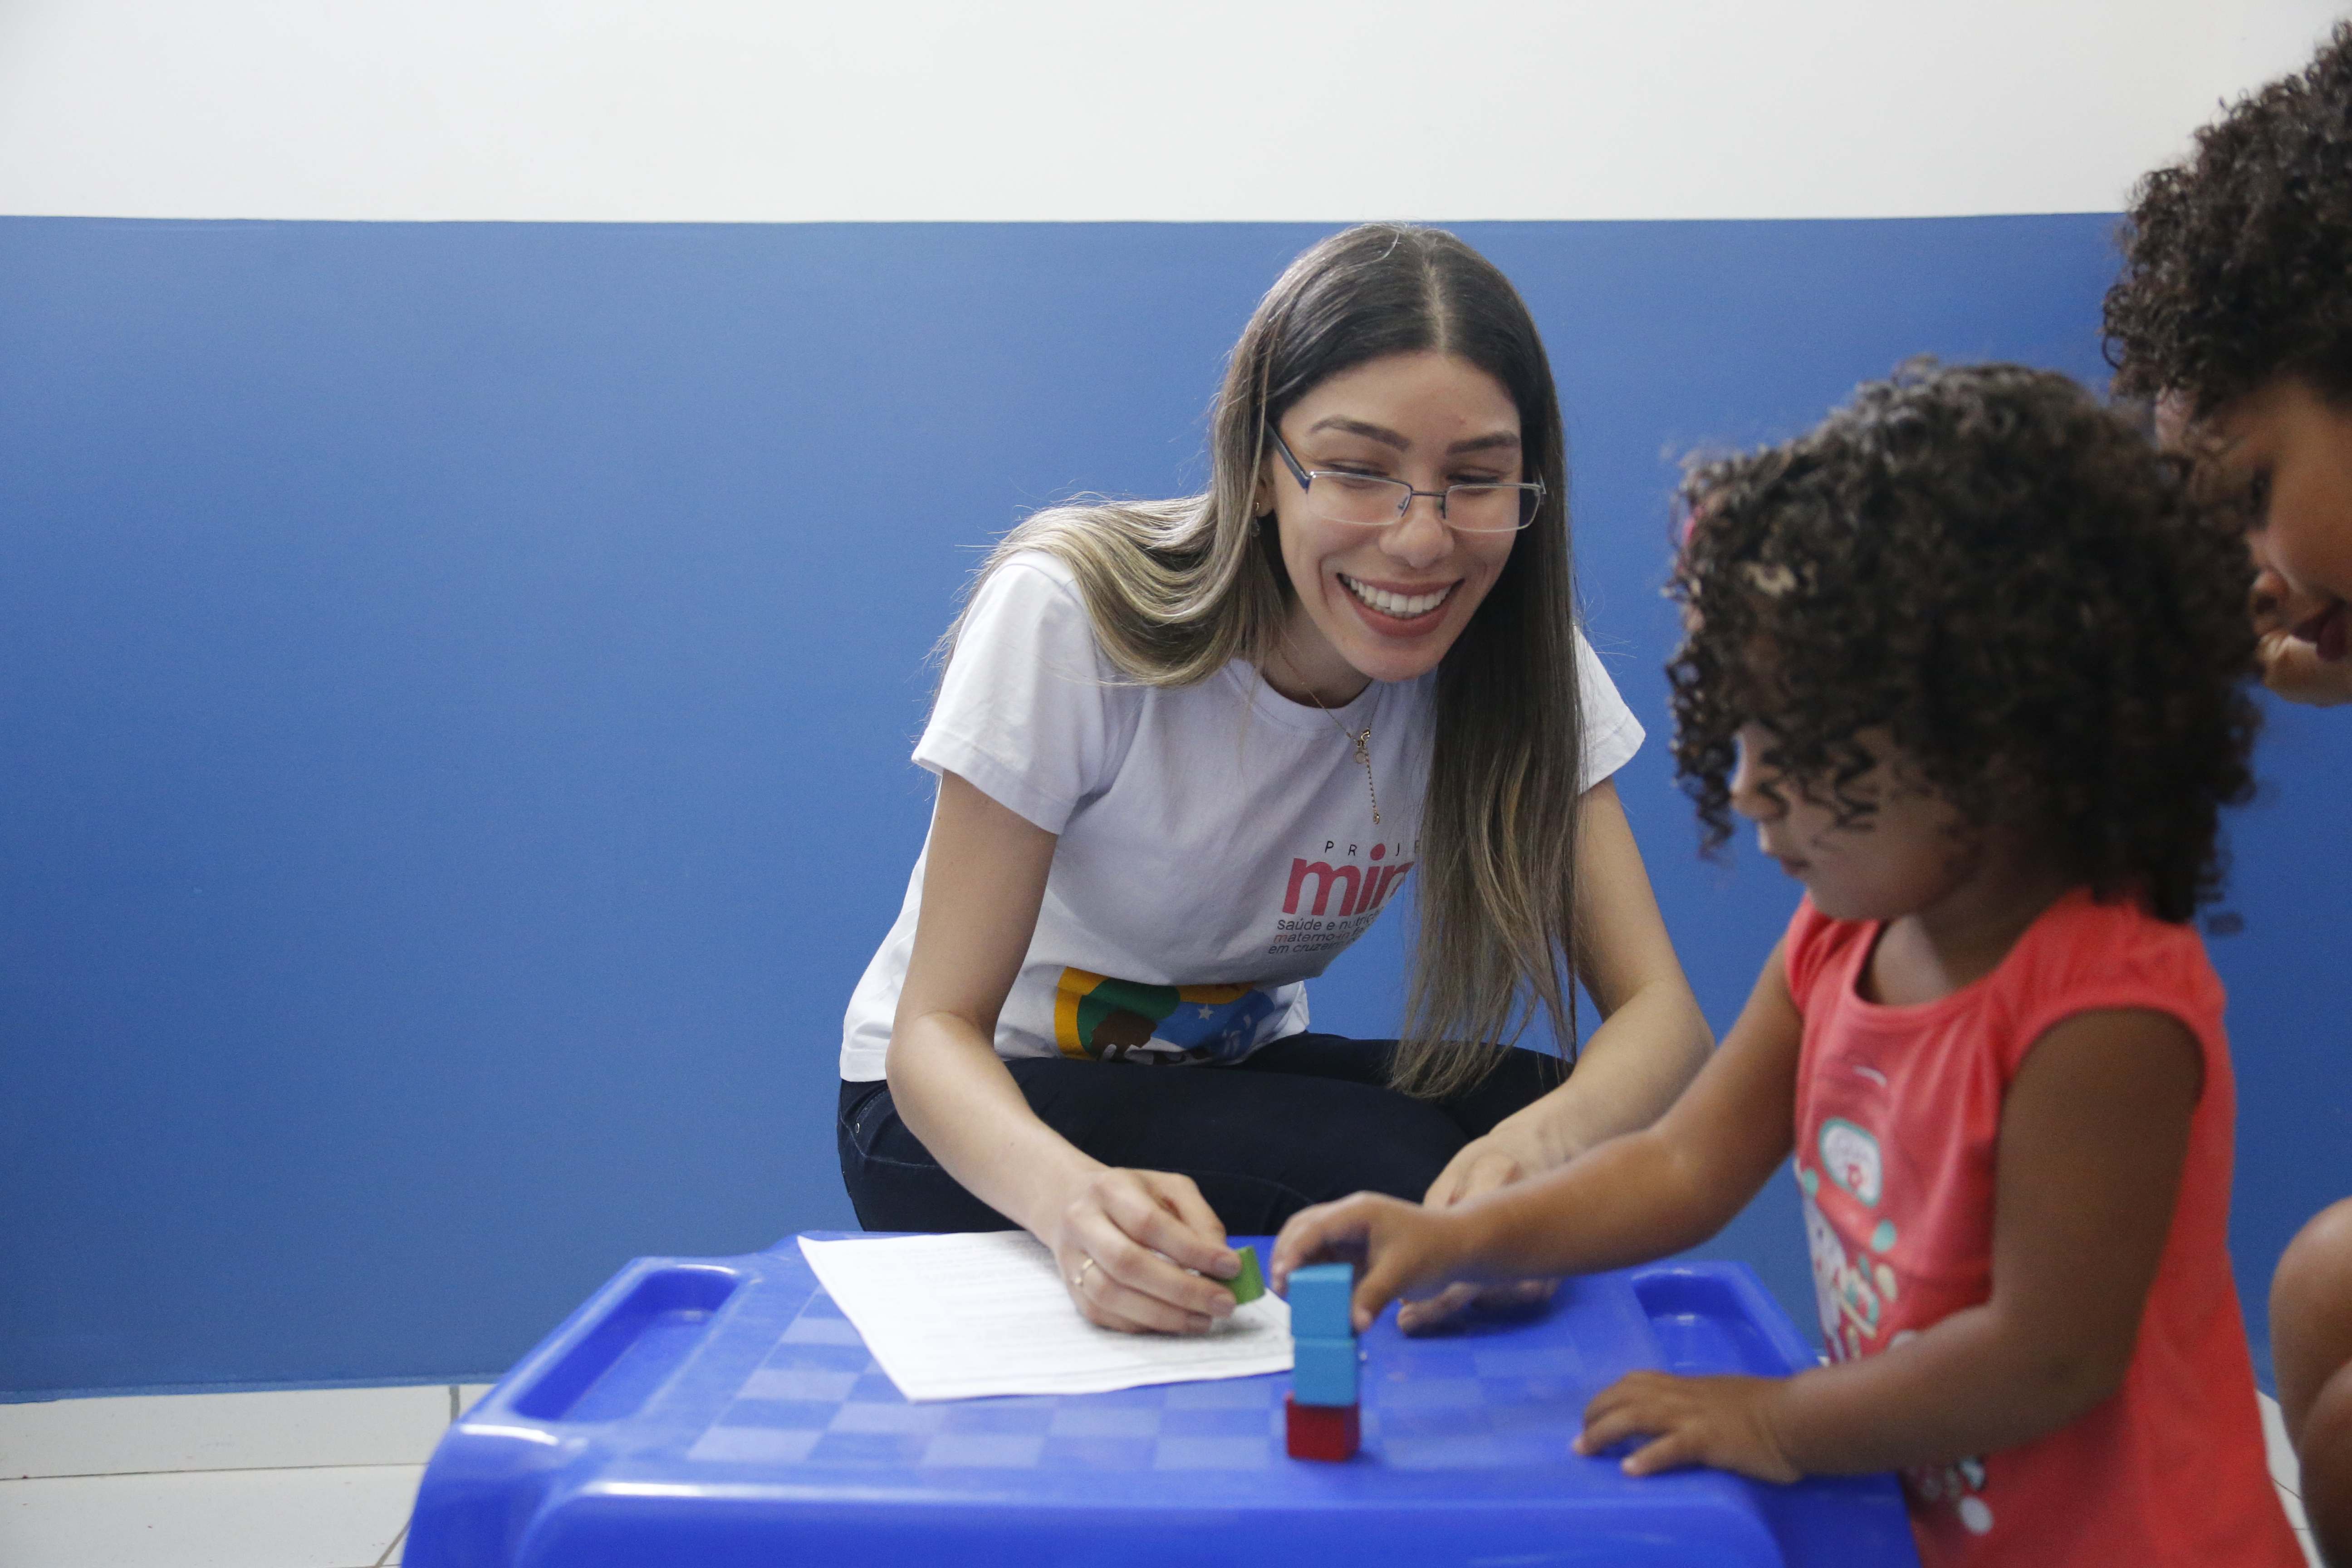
[946,224,1587,1099]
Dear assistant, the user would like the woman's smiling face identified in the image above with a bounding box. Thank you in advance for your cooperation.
[1258,351,1523,703]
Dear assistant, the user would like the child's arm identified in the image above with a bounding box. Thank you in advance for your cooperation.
[2301,1364,2352,1563]
[2273,1199,2352,1560]
[1270,941,1803,1332]
[1578,1007,2200,1482]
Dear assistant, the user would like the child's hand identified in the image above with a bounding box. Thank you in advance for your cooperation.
[1575,1370,1802,1484]
[1270,1191,1474,1333]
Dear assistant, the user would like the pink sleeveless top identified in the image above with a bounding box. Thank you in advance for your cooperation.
[1785,888,2298,1566]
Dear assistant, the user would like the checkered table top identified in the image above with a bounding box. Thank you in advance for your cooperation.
[688,1280,1597,1476]
[407,1236,1919,1568]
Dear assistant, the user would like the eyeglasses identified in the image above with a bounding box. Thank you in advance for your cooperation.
[1270,430,1543,534]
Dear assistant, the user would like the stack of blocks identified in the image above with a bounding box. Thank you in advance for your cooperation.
[1284,1261,1360,1460]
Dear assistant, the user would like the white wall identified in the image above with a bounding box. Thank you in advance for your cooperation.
[0,0,2345,222]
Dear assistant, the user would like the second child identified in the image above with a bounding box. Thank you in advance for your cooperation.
[1272,363,2298,1566]
[2107,25,2352,1562]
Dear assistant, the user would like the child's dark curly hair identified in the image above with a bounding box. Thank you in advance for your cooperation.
[1669,363,2260,923]
[2105,23,2352,413]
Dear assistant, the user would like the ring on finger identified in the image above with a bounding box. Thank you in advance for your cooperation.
[1072,1256,1097,1292]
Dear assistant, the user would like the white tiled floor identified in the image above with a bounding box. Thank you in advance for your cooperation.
[0,1384,2326,1565]
[0,1384,492,1568]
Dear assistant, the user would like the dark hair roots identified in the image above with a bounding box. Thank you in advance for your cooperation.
[2107,22,2352,412]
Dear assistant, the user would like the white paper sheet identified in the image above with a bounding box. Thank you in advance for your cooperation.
[798,1232,1293,1402]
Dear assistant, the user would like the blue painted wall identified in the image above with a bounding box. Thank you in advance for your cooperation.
[4,216,2342,1396]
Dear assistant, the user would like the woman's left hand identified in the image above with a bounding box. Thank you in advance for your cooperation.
[1388,779,1712,1336]
[1397,1132,1560,1333]
[1425,1129,1543,1210]
[1574,1370,1801,1484]
[2252,558,2352,705]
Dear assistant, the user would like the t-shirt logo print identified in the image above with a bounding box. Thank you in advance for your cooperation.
[1052,970,1279,1065]
[1797,1118,1900,1362]
[1818,1118,1883,1206]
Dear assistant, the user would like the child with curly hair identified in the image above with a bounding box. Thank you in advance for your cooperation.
[1273,363,2299,1566]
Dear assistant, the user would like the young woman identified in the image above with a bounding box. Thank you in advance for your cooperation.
[838,224,1712,1334]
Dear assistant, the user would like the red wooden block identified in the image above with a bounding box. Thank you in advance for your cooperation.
[1284,1393,1359,1461]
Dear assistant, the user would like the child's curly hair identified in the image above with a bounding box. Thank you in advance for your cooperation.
[1669,363,2260,923]
[2105,22,2352,413]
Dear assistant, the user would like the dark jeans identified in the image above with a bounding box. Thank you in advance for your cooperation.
[836,1033,1568,1235]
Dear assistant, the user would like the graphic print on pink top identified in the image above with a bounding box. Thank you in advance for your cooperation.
[1784,889,2299,1568]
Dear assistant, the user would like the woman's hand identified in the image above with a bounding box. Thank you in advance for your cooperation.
[1398,1132,1558,1333]
[1575,1370,1801,1484]
[1050,1167,1242,1335]
[1425,1129,1542,1210]
[2257,622,2352,704]
[1391,780,1715,1334]
[888,776,1242,1335]
[2252,546,2352,705]
[1272,1191,1481,1333]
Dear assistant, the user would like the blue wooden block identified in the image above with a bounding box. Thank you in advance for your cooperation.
[1291,1335,1359,1406]
[1286,1263,1355,1340]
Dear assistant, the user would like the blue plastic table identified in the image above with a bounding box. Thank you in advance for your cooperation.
[407,1234,1918,1568]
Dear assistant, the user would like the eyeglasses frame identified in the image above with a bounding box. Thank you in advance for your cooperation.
[1268,429,1544,533]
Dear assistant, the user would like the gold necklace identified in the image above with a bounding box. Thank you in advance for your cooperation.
[1271,646,1380,827]
[1312,696,1380,827]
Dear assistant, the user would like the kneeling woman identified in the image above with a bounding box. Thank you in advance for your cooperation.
[838,224,1711,1333]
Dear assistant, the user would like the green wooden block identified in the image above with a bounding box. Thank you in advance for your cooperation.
[1222,1245,1265,1303]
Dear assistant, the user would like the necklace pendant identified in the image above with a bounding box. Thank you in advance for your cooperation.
[1311,697,1382,832]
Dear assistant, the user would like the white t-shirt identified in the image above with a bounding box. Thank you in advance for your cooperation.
[838,552,1644,1080]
